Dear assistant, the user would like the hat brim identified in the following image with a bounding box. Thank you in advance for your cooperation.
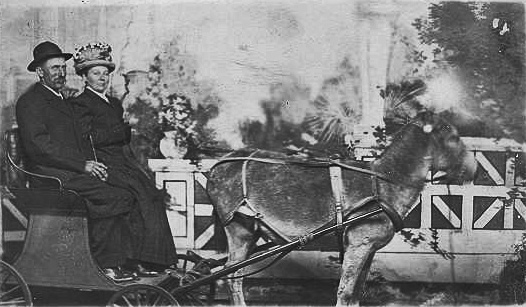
[75,60,116,75]
[27,53,72,72]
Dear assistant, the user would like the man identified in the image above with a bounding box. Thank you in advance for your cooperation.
[16,41,140,282]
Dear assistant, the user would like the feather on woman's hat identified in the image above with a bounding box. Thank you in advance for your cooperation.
[73,42,115,75]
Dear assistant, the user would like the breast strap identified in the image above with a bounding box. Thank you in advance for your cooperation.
[224,151,293,243]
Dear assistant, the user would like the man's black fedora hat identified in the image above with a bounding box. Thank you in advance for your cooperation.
[27,41,72,72]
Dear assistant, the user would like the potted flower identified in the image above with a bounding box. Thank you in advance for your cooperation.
[158,94,198,159]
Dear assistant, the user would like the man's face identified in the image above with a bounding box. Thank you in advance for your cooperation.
[36,57,67,92]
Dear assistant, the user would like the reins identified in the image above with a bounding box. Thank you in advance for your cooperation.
[216,155,423,189]
[217,156,394,183]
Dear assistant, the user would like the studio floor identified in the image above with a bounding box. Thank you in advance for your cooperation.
[30,278,504,307]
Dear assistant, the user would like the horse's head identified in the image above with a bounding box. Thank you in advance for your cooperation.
[413,111,477,184]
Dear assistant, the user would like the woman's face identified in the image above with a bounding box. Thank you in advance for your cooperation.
[85,66,110,93]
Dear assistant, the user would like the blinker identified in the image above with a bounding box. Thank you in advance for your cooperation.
[423,124,433,133]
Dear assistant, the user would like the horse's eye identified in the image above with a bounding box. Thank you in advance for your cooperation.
[441,125,452,133]
[448,134,460,143]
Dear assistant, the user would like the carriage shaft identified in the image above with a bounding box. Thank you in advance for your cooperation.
[171,207,384,295]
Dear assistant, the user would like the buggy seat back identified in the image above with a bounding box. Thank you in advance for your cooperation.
[4,128,86,214]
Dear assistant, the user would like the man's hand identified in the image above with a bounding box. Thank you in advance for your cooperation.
[84,160,108,181]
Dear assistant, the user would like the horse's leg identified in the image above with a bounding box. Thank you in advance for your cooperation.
[337,222,393,306]
[336,243,374,307]
[354,251,376,300]
[224,220,256,306]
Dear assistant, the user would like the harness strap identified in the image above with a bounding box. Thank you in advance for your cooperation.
[341,196,404,232]
[329,166,344,228]
[221,156,287,165]
[329,165,345,263]
[371,175,378,196]
[241,150,260,200]
[377,201,404,232]
[219,157,390,180]
[217,156,421,189]
[223,151,404,256]
[236,150,292,243]
[242,159,250,199]
[223,151,259,224]
[371,175,404,232]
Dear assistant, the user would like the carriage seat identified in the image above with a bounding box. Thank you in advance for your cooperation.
[3,128,120,290]
[4,128,87,214]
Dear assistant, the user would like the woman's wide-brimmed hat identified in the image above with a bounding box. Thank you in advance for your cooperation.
[27,41,72,72]
[73,42,115,75]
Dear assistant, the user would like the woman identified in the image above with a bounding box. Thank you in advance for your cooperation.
[70,42,177,275]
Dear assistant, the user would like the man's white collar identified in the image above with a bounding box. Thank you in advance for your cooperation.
[40,83,63,99]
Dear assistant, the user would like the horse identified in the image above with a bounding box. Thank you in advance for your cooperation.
[206,111,477,306]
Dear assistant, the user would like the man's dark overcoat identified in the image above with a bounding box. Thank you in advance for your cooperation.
[72,89,177,266]
[16,83,89,182]
[16,82,139,267]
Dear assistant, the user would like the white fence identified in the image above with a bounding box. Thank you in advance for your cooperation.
[149,137,526,283]
[2,137,524,282]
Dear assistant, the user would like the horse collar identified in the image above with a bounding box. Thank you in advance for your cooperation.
[330,165,404,232]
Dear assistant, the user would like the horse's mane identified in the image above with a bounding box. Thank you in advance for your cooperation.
[372,122,431,187]
[222,112,443,182]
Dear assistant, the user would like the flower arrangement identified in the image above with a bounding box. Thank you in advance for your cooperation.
[158,94,198,148]
[126,42,225,162]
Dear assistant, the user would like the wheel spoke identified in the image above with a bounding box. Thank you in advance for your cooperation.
[0,271,12,286]
[122,295,133,307]
[0,261,32,307]
[145,290,153,305]
[107,284,178,307]
[0,298,26,305]
[135,291,141,307]
[182,260,188,273]
[0,284,21,299]
[151,294,162,306]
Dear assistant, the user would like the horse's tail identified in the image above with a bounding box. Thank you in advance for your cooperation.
[205,161,228,224]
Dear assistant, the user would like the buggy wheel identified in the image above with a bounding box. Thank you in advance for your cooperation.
[107,284,178,307]
[0,260,33,306]
[172,253,217,306]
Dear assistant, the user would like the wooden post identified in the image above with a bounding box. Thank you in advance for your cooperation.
[355,1,399,138]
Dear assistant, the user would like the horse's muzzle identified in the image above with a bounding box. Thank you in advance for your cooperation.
[448,151,477,185]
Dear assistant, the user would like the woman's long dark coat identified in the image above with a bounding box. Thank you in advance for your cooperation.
[71,89,177,266]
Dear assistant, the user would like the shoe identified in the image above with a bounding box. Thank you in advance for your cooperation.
[103,266,136,283]
[164,263,178,272]
[127,263,161,277]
